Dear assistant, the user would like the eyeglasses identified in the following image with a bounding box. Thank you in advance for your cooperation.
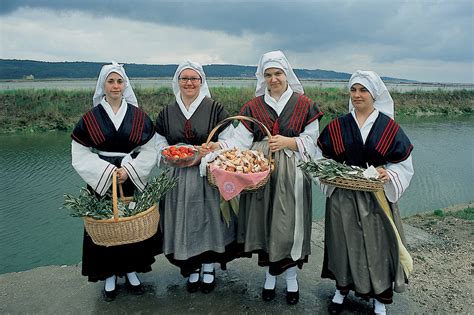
[178,77,202,83]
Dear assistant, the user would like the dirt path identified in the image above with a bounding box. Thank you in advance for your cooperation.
[403,202,473,314]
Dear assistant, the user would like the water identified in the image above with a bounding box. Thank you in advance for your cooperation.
[1,117,473,275]
[1,78,473,92]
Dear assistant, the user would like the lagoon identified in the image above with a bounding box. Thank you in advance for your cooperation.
[0,116,473,275]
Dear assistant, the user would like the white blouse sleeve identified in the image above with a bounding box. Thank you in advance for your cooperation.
[71,140,117,196]
[224,123,254,149]
[383,154,414,203]
[313,146,336,198]
[154,132,170,167]
[216,124,236,149]
[121,134,159,192]
[294,120,320,161]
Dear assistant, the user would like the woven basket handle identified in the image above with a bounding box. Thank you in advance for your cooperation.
[112,171,126,222]
[205,115,274,165]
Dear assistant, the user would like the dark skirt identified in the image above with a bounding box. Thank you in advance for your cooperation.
[81,180,163,282]
[321,188,408,304]
[82,229,162,282]
[237,142,313,276]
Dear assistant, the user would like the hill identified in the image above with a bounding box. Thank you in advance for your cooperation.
[0,59,411,82]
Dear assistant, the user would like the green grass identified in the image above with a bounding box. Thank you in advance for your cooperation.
[1,87,473,133]
[433,207,474,220]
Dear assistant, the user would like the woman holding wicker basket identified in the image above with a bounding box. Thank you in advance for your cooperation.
[154,61,237,294]
[71,62,161,301]
[316,70,414,315]
[228,51,323,305]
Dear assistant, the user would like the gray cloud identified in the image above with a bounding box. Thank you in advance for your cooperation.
[1,0,472,82]
[2,0,472,62]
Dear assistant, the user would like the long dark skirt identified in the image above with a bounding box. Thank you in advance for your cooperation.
[237,142,313,276]
[81,180,163,282]
[160,165,238,278]
[321,188,408,304]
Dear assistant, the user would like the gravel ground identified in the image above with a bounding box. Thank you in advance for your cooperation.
[403,202,473,314]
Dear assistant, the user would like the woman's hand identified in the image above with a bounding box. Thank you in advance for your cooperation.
[268,135,296,152]
[376,167,390,183]
[198,142,221,156]
[116,168,129,184]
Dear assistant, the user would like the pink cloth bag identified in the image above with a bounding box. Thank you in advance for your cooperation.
[209,165,270,200]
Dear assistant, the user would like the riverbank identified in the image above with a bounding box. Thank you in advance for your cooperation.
[1,203,472,314]
[0,87,473,133]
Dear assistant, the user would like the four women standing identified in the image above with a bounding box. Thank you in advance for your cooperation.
[71,60,413,312]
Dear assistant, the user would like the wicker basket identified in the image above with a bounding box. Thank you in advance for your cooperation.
[83,172,159,247]
[206,115,274,192]
[320,177,384,192]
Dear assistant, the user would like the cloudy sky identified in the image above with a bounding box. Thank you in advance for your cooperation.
[1,0,472,83]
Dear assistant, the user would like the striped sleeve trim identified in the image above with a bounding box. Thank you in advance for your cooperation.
[386,168,403,201]
[95,164,116,196]
[122,163,146,191]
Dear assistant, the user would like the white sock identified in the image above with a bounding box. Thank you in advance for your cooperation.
[126,272,140,286]
[332,289,345,304]
[189,269,200,283]
[264,267,276,290]
[105,275,116,292]
[285,266,298,292]
[374,299,386,314]
[202,263,214,284]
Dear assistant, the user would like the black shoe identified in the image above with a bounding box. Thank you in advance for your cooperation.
[186,279,200,293]
[103,277,117,302]
[103,288,117,302]
[187,268,201,293]
[286,290,299,305]
[200,270,216,294]
[328,302,344,314]
[261,288,276,301]
[125,277,144,295]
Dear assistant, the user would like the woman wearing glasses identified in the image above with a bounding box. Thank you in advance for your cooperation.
[229,51,323,305]
[154,61,236,294]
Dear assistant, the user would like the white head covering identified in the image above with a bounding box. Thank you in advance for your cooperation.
[348,70,394,118]
[172,60,211,99]
[92,62,138,107]
[255,50,304,97]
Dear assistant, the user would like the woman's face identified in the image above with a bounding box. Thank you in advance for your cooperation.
[178,68,202,100]
[264,67,287,96]
[104,72,125,103]
[350,83,374,111]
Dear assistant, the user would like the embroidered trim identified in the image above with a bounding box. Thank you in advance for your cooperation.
[376,119,400,156]
[328,119,345,155]
[84,111,105,146]
[130,108,145,144]
[184,120,194,139]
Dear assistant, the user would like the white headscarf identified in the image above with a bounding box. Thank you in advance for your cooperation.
[348,70,394,119]
[255,50,304,97]
[92,62,138,107]
[171,61,211,119]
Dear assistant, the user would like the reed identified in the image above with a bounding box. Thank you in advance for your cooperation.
[0,87,473,133]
